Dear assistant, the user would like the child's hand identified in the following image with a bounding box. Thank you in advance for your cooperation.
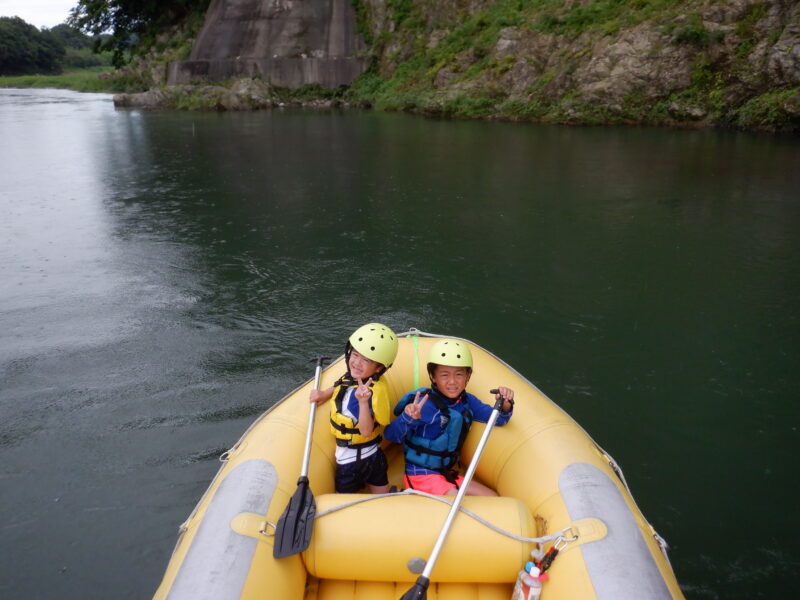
[309,386,334,405]
[404,390,429,419]
[494,386,515,412]
[355,378,373,402]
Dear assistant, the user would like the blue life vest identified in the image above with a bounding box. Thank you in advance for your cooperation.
[394,387,472,473]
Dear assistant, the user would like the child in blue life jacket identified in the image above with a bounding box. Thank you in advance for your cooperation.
[384,338,514,496]
[310,323,399,494]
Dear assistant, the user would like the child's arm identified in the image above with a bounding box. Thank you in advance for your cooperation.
[468,386,514,424]
[384,390,428,442]
[310,386,334,405]
[354,378,375,437]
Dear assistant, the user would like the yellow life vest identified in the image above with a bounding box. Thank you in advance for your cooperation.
[329,376,391,448]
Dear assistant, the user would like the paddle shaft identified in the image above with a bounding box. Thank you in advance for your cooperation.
[272,355,329,558]
[419,393,505,580]
[299,357,327,478]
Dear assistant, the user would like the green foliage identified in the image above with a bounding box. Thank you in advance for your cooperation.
[534,0,687,37]
[670,13,724,47]
[169,89,223,111]
[735,38,755,59]
[439,94,497,118]
[349,1,374,45]
[342,69,385,107]
[69,0,210,67]
[387,0,422,30]
[734,3,768,38]
[733,3,768,58]
[63,46,112,69]
[277,83,346,102]
[736,88,799,130]
[495,97,550,120]
[51,25,115,68]
[0,17,65,75]
[0,66,143,93]
[50,24,94,49]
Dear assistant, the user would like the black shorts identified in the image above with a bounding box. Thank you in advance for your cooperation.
[335,447,389,493]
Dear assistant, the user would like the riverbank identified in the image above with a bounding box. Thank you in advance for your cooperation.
[13,1,799,133]
[112,0,799,133]
[344,0,800,133]
[0,67,146,94]
[110,72,799,133]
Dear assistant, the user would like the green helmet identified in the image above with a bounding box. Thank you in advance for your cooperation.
[427,338,473,375]
[348,323,398,367]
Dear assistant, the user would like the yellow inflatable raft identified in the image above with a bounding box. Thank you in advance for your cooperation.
[153,330,684,600]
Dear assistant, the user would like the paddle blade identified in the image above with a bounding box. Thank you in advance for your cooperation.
[272,477,316,558]
[399,576,430,600]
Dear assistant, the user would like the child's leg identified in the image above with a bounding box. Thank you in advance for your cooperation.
[447,480,498,496]
[335,462,362,493]
[364,448,389,494]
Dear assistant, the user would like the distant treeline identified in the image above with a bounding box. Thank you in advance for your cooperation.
[0,16,110,76]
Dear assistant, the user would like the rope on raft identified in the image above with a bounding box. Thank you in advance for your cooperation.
[314,488,577,558]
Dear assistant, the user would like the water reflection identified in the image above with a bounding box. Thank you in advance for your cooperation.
[1,90,799,599]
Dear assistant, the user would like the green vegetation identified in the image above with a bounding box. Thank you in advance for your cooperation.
[69,0,210,67]
[13,0,789,132]
[336,0,796,131]
[0,66,144,93]
[668,13,725,46]
[0,17,65,75]
[733,3,769,58]
[0,17,113,76]
[533,0,690,36]
[737,88,800,129]
[345,0,702,117]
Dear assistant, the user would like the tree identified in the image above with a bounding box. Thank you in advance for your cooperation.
[68,0,209,67]
[49,23,112,68]
[50,23,94,49]
[0,17,65,76]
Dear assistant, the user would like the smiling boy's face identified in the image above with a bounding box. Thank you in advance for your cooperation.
[348,349,383,381]
[430,365,471,399]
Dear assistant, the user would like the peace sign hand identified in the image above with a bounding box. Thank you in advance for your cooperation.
[404,390,429,420]
[354,378,373,402]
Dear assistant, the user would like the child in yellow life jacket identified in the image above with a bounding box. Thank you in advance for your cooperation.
[310,323,399,493]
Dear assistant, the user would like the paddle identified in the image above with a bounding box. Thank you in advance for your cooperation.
[400,389,507,600]
[273,355,329,558]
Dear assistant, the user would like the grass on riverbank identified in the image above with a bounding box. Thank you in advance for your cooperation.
[0,67,143,93]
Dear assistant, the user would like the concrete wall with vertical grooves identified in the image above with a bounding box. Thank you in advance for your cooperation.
[168,0,368,88]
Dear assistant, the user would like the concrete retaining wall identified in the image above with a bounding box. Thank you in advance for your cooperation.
[168,0,368,88]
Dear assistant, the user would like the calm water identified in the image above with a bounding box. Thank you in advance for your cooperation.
[1,88,798,599]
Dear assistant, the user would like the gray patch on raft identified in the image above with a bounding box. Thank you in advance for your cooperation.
[559,462,672,600]
[168,459,278,600]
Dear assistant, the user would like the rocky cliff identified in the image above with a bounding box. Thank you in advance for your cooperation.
[115,0,800,131]
[353,0,799,130]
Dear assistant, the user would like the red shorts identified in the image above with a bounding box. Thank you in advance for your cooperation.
[404,473,464,495]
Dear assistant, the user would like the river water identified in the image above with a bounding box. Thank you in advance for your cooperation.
[1,88,798,599]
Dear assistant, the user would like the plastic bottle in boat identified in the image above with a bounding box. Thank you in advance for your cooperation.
[511,569,542,600]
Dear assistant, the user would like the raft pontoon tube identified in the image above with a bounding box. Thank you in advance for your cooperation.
[153,329,684,600]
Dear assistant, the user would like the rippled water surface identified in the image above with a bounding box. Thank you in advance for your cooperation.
[1,88,798,599]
